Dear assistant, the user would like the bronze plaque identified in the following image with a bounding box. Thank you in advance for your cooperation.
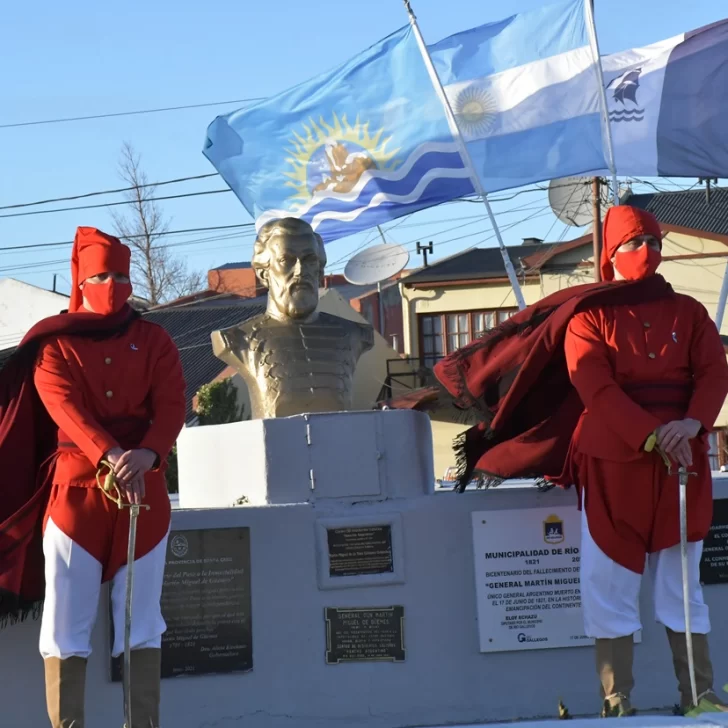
[327,525,393,577]
[325,606,405,664]
[110,527,252,681]
[701,499,728,585]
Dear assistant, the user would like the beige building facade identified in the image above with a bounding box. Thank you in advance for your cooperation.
[399,216,728,478]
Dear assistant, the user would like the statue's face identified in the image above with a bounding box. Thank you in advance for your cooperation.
[264,233,322,319]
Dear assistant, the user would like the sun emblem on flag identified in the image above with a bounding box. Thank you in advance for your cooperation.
[283,113,401,208]
[453,85,498,137]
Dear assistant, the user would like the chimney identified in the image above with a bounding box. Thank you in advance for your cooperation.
[207,263,265,298]
[522,237,543,246]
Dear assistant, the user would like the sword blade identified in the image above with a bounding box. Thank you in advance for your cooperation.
[679,467,699,707]
[123,504,140,728]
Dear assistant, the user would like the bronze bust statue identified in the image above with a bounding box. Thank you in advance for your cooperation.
[211,217,374,419]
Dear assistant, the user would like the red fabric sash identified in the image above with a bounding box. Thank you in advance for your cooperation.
[621,381,692,414]
[0,305,137,626]
[430,275,674,492]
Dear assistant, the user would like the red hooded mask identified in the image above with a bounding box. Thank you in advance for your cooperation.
[600,205,663,282]
[69,227,132,314]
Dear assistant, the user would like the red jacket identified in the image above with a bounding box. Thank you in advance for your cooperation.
[566,293,728,461]
[33,317,186,486]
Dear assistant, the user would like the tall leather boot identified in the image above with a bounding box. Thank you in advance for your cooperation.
[124,648,162,727]
[44,656,87,728]
[595,637,636,717]
[666,628,728,712]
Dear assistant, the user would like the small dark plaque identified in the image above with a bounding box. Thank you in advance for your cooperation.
[700,498,728,585]
[325,606,405,664]
[327,525,393,578]
[111,527,252,681]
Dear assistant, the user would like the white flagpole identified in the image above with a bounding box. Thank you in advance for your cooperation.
[715,260,728,332]
[402,0,527,311]
[585,0,620,206]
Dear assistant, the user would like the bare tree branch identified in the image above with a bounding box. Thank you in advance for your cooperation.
[110,142,204,305]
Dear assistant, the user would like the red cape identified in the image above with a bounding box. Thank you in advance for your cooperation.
[0,305,137,626]
[384,276,674,492]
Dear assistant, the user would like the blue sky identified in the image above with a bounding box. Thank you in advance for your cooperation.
[1,0,724,295]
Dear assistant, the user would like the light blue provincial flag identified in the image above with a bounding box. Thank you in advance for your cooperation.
[203,26,473,243]
[599,19,728,178]
[428,0,608,193]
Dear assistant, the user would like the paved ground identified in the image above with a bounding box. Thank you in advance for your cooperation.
[420,712,728,728]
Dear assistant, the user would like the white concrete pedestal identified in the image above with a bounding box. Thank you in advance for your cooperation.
[176,409,435,507]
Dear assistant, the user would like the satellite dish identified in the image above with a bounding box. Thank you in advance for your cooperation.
[344,242,410,286]
[548,176,622,228]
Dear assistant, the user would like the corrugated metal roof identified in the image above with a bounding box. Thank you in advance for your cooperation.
[144,302,266,423]
[403,243,558,285]
[628,187,728,237]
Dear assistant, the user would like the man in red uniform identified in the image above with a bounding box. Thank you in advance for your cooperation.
[28,227,185,727]
[381,205,728,716]
[564,206,728,716]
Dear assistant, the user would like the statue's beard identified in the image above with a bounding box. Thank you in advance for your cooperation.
[272,283,318,319]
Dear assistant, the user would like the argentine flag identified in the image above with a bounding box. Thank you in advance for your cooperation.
[600,19,728,178]
[428,0,608,193]
[203,26,473,243]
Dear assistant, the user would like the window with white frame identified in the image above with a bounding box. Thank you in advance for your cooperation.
[419,308,516,367]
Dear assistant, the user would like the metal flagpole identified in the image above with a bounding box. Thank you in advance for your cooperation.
[715,260,728,332]
[402,0,527,311]
[592,177,603,282]
[585,0,620,206]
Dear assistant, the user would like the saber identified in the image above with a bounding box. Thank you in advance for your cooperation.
[679,465,699,709]
[123,503,140,728]
[96,462,150,728]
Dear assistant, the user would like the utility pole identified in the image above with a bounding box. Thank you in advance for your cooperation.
[417,241,433,267]
[375,226,387,338]
[699,177,718,204]
[592,177,603,282]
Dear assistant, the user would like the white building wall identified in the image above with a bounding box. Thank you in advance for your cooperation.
[0,278,68,349]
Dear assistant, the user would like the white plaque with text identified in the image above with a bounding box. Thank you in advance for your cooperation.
[472,505,592,653]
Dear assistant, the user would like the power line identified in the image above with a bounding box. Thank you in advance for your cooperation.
[0,173,218,211]
[0,223,255,253]
[0,98,265,129]
[0,234,256,275]
[0,188,231,219]
[0,170,698,221]
[1,177,707,277]
[327,207,555,274]
[0,185,550,254]
[0,205,545,277]
[1,172,590,217]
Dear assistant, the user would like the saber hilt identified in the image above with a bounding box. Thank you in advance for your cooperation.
[96,460,151,511]
[643,432,673,473]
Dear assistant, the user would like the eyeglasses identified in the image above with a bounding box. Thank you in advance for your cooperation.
[616,235,661,253]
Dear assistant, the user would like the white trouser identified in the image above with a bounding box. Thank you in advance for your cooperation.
[39,517,169,659]
[580,509,710,638]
